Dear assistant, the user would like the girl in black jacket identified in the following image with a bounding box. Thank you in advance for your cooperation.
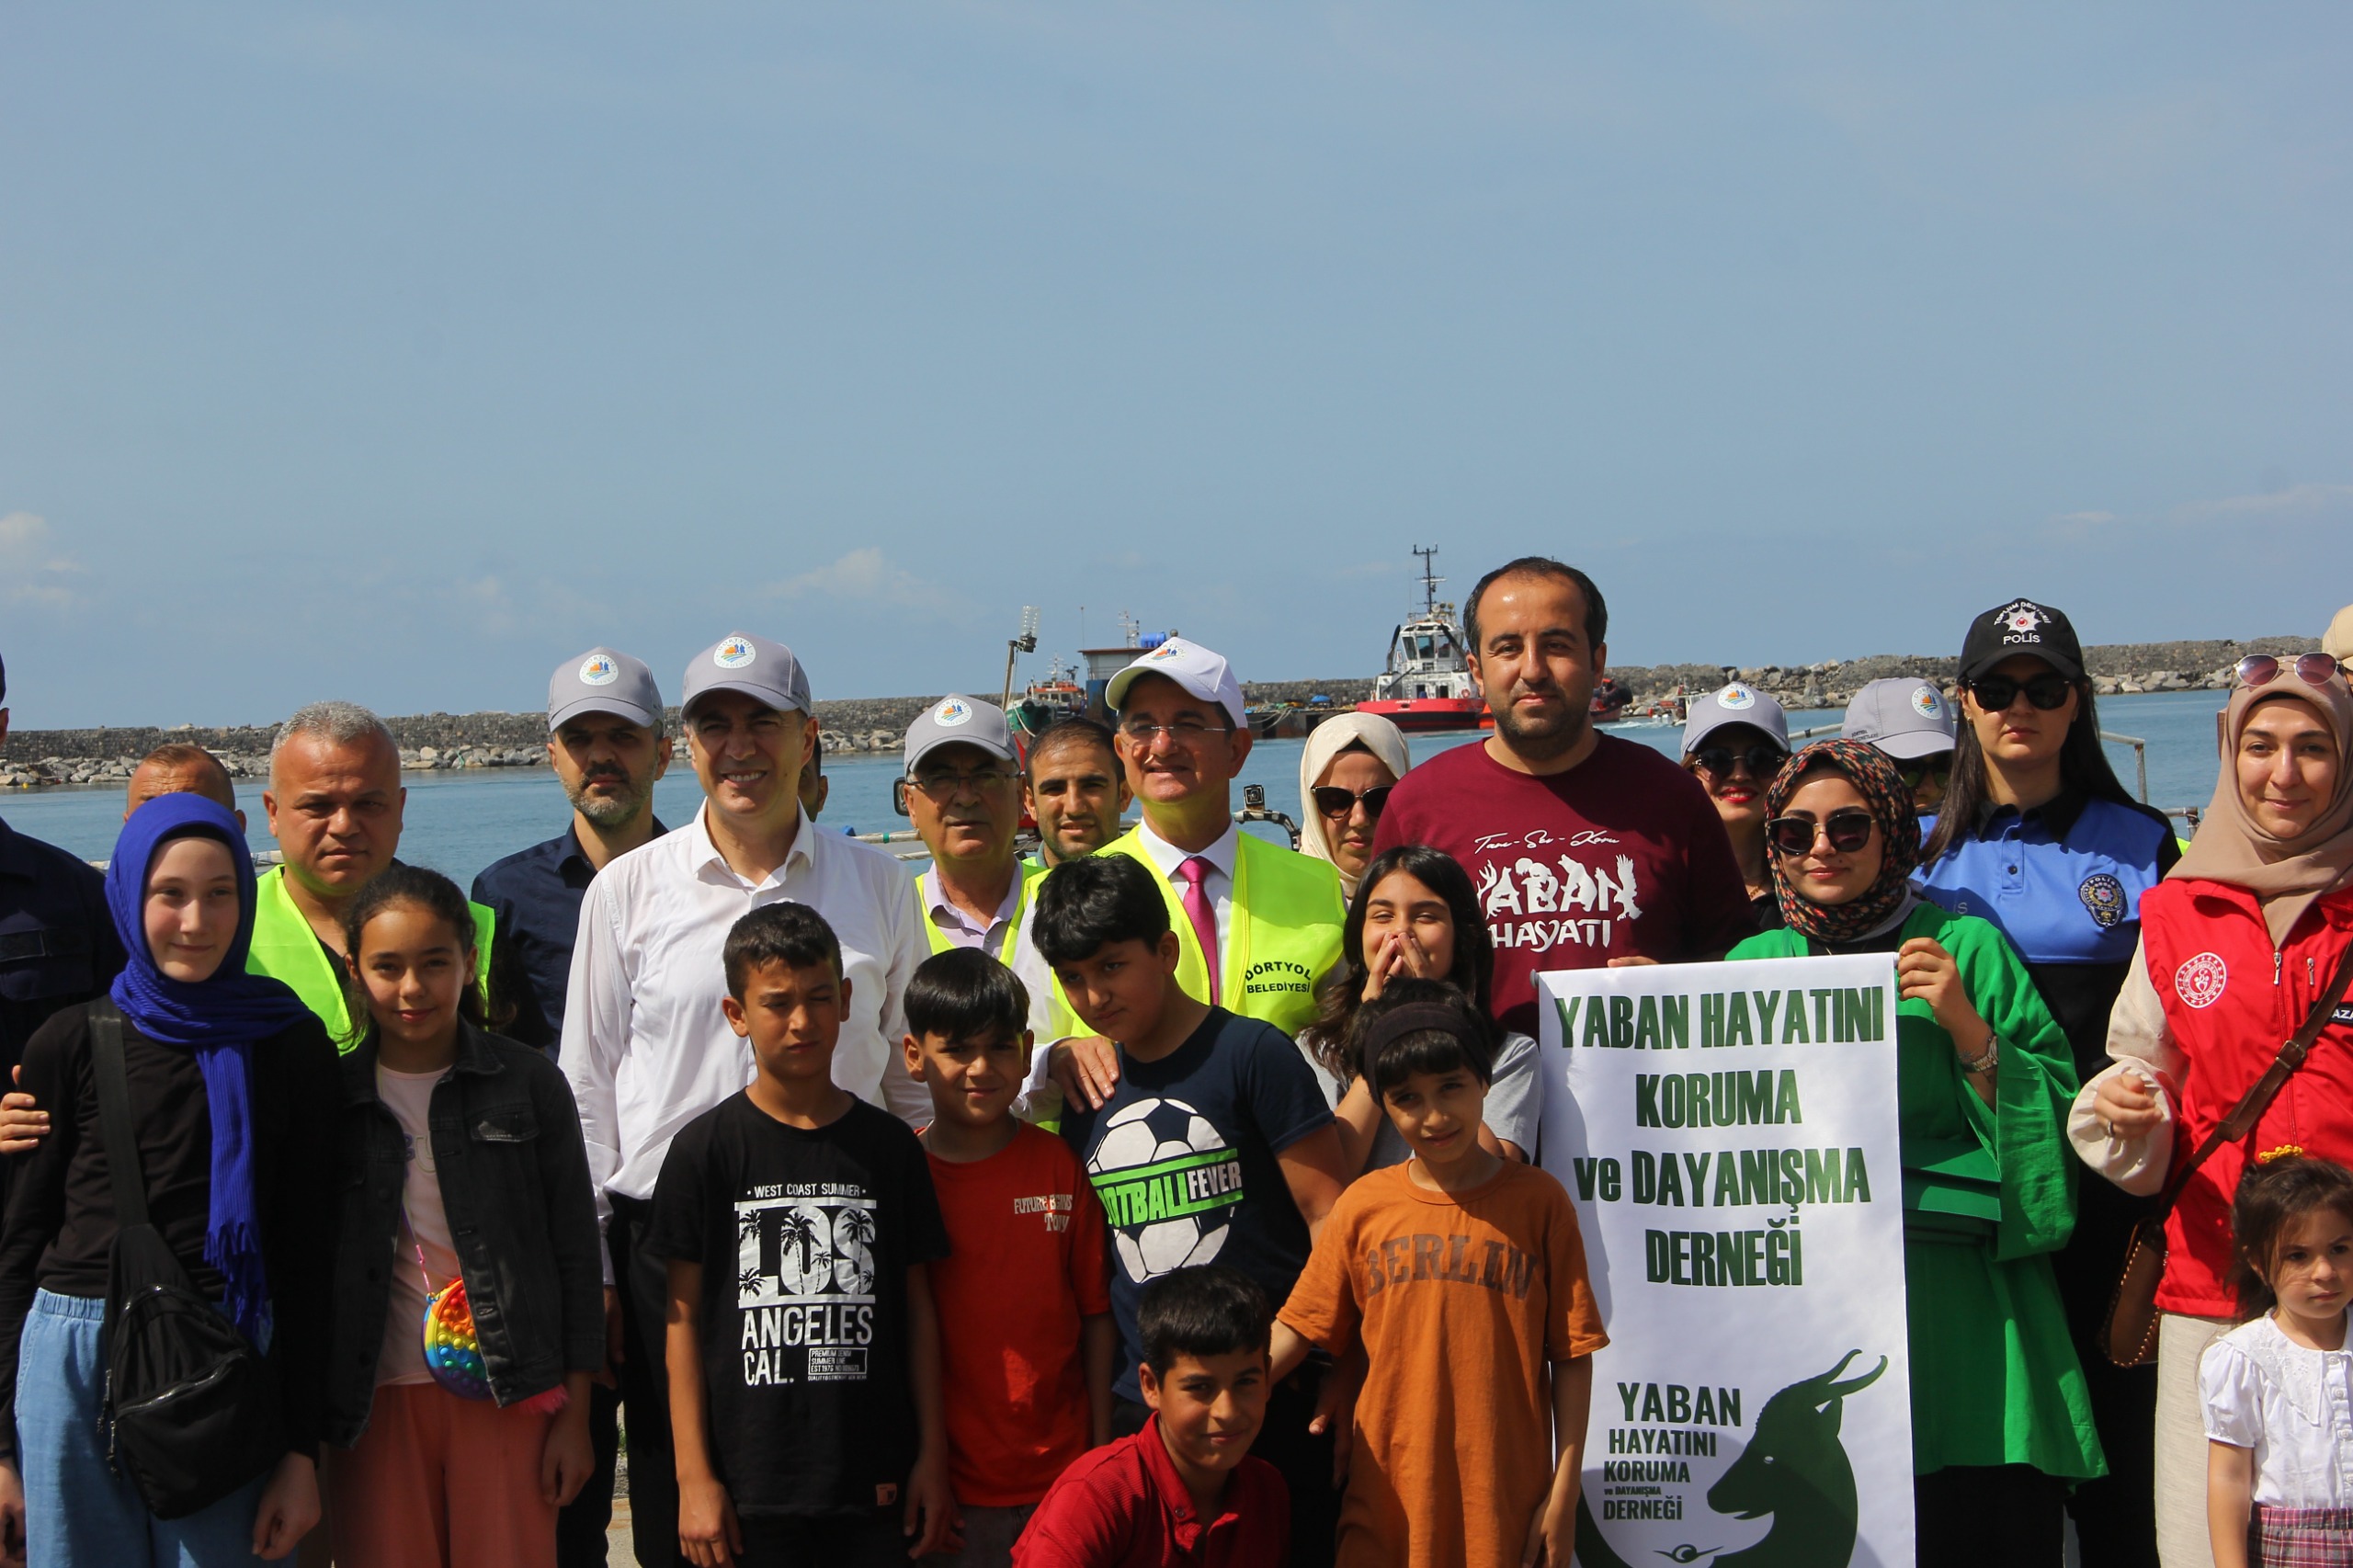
[322,866,602,1568]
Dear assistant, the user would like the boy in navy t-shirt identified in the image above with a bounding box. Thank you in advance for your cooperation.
[1032,854,1350,1568]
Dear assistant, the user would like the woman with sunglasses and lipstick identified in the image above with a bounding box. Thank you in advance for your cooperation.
[2071,651,2353,1568]
[1733,739,2104,1566]
[1678,683,1791,930]
[1297,713,1411,901]
[1915,598,2177,1568]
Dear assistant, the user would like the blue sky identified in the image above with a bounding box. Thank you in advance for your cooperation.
[5,3,2349,729]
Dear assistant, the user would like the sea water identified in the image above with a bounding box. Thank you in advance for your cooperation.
[6,689,2232,886]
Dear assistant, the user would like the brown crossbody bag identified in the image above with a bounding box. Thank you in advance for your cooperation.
[2101,940,2353,1367]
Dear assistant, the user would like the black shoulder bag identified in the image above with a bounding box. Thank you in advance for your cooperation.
[91,1001,286,1518]
[2100,940,2353,1367]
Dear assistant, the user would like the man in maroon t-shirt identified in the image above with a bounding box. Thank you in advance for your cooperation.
[1370,556,1754,1038]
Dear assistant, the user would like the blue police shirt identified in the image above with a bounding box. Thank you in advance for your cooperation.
[471,818,664,1054]
[1915,790,2179,1071]
[0,816,122,1072]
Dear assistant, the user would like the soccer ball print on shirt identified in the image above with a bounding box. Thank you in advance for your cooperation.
[1086,1096,1245,1282]
[735,1181,880,1386]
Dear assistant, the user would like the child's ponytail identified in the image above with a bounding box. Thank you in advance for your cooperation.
[2227,1152,2353,1321]
[336,865,502,1048]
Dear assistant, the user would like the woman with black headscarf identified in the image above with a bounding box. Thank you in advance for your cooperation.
[1732,740,2104,1568]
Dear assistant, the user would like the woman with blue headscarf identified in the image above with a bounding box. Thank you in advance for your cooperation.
[0,795,341,1566]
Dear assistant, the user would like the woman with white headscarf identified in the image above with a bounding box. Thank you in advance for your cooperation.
[1298,713,1411,900]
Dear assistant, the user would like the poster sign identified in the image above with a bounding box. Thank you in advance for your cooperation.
[1538,956,1915,1568]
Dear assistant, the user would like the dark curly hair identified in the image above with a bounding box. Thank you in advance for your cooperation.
[1302,844,1495,1080]
[2228,1153,2353,1322]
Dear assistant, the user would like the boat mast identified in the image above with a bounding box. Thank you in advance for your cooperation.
[1412,544,1442,619]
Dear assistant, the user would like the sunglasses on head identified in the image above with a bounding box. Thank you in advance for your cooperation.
[1312,784,1393,819]
[1964,672,2074,712]
[2236,653,2347,689]
[1689,743,1788,780]
[1765,809,1877,858]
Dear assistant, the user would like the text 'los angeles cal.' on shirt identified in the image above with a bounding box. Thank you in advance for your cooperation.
[1371,735,1755,1039]
[1060,1006,1334,1404]
[648,1094,949,1517]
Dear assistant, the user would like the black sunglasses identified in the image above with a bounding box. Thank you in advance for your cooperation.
[1895,755,1952,790]
[1765,809,1877,858]
[1312,784,1394,819]
[1689,743,1788,780]
[1964,672,2075,712]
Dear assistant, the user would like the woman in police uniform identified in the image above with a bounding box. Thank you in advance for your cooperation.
[1916,597,2176,1568]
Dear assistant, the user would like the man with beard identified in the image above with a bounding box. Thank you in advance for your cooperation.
[1370,557,1754,1040]
[470,647,672,1568]
[474,647,673,1054]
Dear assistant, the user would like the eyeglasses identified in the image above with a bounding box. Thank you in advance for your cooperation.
[1688,744,1788,780]
[2236,653,2346,689]
[1312,784,1394,820]
[1765,809,1877,858]
[904,767,1019,801]
[1119,720,1233,745]
[1964,673,2075,712]
[1895,755,1953,790]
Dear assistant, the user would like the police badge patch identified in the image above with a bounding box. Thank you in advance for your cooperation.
[2078,873,2126,930]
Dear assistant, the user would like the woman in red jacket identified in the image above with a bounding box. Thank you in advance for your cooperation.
[2071,654,2353,1567]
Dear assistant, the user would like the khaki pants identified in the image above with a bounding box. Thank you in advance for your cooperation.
[2156,1311,2232,1568]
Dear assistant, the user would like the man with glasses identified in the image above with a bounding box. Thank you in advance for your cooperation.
[1843,677,1957,815]
[1371,557,1755,1040]
[1098,639,1344,1040]
[560,631,927,1568]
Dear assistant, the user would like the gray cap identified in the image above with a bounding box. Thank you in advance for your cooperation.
[681,631,812,717]
[1842,678,1956,760]
[903,695,1017,775]
[1681,682,1790,755]
[549,647,663,733]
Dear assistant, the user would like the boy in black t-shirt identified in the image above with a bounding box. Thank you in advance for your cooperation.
[1031,855,1351,1568]
[649,903,954,1568]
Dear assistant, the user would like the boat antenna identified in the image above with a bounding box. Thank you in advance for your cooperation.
[1412,545,1443,618]
[1000,606,1040,711]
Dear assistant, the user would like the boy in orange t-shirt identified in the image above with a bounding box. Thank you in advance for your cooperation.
[903,949,1117,1568]
[1273,981,1607,1568]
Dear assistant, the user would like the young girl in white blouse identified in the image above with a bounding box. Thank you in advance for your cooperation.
[2204,1153,2353,1568]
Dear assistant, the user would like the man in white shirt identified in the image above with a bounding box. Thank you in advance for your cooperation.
[559,630,926,1568]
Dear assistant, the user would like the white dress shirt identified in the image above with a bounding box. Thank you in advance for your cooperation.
[918,868,1025,960]
[561,804,929,1227]
[1131,819,1240,966]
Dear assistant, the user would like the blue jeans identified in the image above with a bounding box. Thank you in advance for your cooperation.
[17,1290,272,1567]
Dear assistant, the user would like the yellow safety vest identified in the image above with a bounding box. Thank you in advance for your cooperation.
[914,861,1083,1040]
[248,865,495,1049]
[1102,827,1344,1038]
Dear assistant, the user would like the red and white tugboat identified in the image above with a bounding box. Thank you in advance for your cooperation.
[1358,547,1488,733]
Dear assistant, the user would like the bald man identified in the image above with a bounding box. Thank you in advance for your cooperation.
[124,743,245,832]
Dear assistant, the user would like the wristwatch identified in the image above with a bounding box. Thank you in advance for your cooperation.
[1957,1031,2000,1075]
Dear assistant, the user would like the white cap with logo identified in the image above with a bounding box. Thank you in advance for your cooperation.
[1105,638,1248,732]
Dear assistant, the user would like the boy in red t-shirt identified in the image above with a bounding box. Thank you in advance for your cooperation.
[903,949,1117,1567]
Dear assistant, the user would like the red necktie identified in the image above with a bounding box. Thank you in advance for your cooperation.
[1177,856,1220,1006]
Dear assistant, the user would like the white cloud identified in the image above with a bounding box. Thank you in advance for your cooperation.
[0,512,89,607]
[769,548,952,610]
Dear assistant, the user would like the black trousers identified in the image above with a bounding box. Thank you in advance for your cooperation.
[1915,1464,2068,1568]
[555,1380,622,1568]
[612,1194,689,1568]
[2052,1174,2161,1568]
[1114,1363,1340,1568]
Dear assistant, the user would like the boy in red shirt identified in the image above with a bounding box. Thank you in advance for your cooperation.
[904,949,1117,1567]
[1016,1267,1290,1568]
